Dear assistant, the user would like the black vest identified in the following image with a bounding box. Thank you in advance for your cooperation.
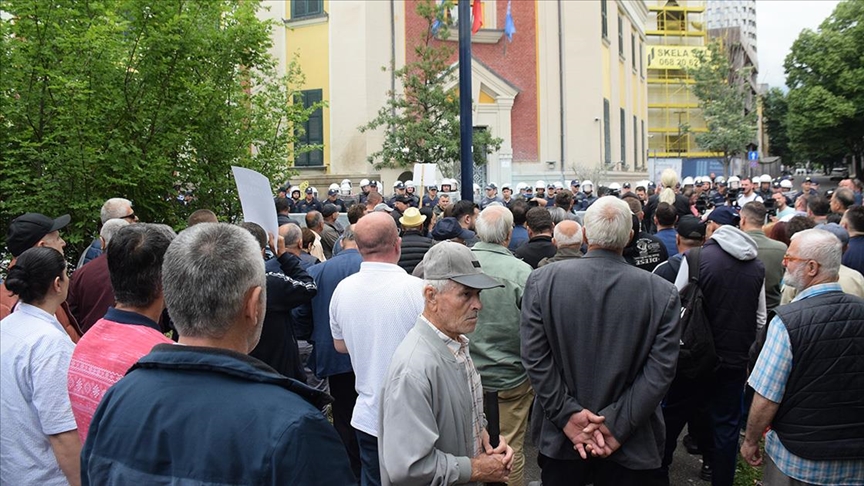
[771,291,864,461]
[698,239,764,369]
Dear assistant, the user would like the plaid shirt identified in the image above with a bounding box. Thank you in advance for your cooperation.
[422,315,486,456]
[749,282,863,485]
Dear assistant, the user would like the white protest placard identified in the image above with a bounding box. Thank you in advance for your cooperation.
[412,163,438,189]
[232,166,278,238]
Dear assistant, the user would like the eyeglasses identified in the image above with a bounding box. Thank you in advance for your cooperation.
[782,254,810,265]
[119,212,137,221]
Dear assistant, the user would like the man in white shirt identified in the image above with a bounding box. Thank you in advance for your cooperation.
[330,212,425,486]
[737,176,764,206]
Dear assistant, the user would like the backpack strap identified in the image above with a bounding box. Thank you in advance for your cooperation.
[685,246,702,282]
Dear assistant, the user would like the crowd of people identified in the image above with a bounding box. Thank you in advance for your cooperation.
[1,169,862,486]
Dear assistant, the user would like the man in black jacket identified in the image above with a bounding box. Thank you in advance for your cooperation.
[515,207,557,269]
[668,206,766,486]
[240,223,317,383]
[397,208,434,274]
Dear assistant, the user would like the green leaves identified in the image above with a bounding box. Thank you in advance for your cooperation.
[1,0,316,263]
[359,0,502,177]
[687,40,757,175]
[783,0,864,169]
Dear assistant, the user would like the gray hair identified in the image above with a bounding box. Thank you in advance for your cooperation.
[790,228,841,280]
[162,223,266,339]
[583,196,632,250]
[101,198,133,223]
[553,220,583,247]
[547,207,568,225]
[280,223,302,248]
[424,279,457,294]
[475,205,513,244]
[100,218,130,245]
[342,226,356,243]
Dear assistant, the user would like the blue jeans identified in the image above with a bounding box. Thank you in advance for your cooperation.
[355,429,381,486]
[709,367,747,486]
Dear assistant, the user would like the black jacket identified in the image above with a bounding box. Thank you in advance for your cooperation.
[698,237,764,369]
[515,235,557,269]
[250,253,317,382]
[398,230,435,274]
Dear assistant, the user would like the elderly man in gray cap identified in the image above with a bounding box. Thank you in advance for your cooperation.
[378,241,514,485]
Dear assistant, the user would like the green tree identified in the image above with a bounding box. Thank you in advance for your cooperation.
[784,0,864,175]
[687,41,758,177]
[0,0,321,262]
[359,0,502,178]
[761,88,794,163]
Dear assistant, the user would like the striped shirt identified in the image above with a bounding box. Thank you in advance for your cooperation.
[422,315,485,456]
[748,282,863,485]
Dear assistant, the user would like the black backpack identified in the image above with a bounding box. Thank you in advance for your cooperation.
[676,247,719,380]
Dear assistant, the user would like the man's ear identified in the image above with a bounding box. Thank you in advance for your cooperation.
[244,285,264,327]
[100,236,107,251]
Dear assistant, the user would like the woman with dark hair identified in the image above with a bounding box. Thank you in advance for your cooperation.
[0,247,81,485]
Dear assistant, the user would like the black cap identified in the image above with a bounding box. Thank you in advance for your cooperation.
[676,215,706,240]
[394,194,412,204]
[305,187,314,194]
[328,188,339,196]
[804,177,813,183]
[321,204,339,217]
[705,206,740,226]
[7,213,71,257]
[394,181,405,189]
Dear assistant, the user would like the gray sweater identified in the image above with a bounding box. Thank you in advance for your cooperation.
[379,319,480,486]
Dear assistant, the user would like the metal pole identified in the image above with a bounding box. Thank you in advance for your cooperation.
[557,0,566,184]
[458,0,474,202]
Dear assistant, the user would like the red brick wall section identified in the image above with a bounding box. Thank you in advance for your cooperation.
[404,0,538,163]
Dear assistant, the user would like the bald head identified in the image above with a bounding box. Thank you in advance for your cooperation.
[279,223,302,253]
[305,211,323,231]
[553,220,583,248]
[354,212,400,263]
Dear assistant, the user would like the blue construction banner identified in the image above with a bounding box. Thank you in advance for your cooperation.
[681,158,725,178]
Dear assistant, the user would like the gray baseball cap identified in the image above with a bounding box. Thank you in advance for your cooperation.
[422,241,503,290]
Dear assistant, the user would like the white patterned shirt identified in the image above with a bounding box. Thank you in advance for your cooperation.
[1,303,77,486]
[330,262,425,436]
[421,314,486,456]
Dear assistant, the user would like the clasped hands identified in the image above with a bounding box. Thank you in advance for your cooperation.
[469,430,514,483]
[563,410,621,459]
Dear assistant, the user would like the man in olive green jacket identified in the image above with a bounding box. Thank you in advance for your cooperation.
[741,202,787,311]
[467,205,534,486]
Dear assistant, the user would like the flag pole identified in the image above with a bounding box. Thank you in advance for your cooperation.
[458,0,473,203]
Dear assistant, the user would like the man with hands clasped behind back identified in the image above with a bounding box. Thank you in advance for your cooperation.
[521,196,681,486]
